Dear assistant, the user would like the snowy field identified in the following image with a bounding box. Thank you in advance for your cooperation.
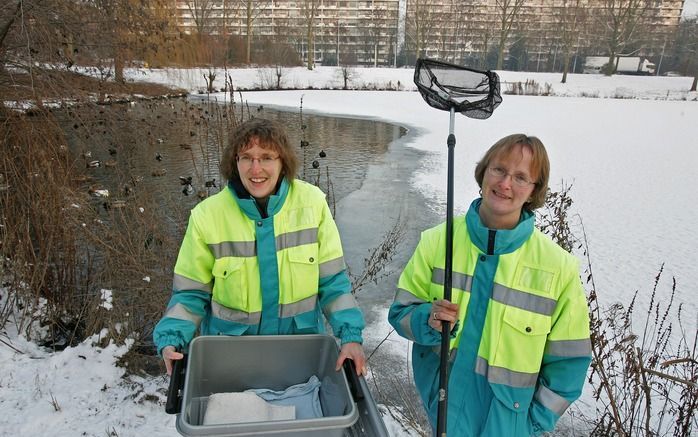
[2,66,697,436]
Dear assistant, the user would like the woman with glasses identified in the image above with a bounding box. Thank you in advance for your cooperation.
[154,118,366,376]
[388,134,591,436]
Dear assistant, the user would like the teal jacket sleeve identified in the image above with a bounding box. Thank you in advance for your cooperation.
[153,212,213,355]
[316,200,365,345]
[388,228,443,346]
[528,264,592,435]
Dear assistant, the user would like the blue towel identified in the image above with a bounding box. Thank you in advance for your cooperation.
[247,375,323,419]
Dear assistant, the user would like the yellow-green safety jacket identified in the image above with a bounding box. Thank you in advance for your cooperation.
[388,199,591,436]
[154,178,364,354]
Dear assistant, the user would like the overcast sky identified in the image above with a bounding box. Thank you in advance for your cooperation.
[684,0,698,18]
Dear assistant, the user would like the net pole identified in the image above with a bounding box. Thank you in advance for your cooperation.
[437,106,456,437]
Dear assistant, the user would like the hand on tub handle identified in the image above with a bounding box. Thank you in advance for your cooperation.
[165,348,187,415]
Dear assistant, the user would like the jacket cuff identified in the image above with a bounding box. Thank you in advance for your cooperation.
[339,327,363,345]
[414,304,443,345]
[156,334,186,357]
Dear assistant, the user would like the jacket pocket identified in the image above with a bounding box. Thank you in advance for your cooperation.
[495,307,551,373]
[480,394,529,437]
[292,310,319,334]
[287,244,319,300]
[211,257,247,310]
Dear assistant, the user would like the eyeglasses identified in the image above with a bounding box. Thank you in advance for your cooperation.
[236,154,280,168]
[486,166,536,187]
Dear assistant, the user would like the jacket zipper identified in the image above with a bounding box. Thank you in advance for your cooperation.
[487,229,496,255]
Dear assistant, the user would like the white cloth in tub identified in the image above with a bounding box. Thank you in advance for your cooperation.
[202,392,295,425]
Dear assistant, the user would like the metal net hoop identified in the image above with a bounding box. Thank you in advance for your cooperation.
[414,58,502,120]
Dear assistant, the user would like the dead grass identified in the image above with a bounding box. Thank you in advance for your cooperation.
[0,68,184,103]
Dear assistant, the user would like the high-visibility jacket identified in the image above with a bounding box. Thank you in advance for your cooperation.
[388,199,591,437]
[154,178,364,354]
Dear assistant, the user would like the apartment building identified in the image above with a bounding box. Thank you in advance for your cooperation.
[174,0,685,69]
[402,0,685,71]
[174,0,401,66]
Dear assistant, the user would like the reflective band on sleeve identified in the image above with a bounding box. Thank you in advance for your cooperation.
[165,302,203,325]
[280,295,318,318]
[534,384,571,416]
[173,273,213,293]
[319,256,346,277]
[394,289,427,305]
[432,268,473,292]
[276,228,319,251]
[323,293,358,315]
[491,283,557,316]
[211,301,261,325]
[208,241,257,258]
[545,338,592,357]
[475,356,538,388]
[399,310,416,342]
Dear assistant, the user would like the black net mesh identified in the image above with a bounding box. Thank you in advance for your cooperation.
[414,58,502,120]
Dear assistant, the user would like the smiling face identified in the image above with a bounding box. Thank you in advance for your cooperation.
[236,138,283,201]
[479,143,537,230]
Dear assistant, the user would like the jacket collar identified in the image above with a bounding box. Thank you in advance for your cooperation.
[465,198,534,255]
[227,177,290,220]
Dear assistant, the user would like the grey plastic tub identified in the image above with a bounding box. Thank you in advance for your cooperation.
[175,334,372,437]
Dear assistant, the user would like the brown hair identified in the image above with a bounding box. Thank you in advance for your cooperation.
[221,118,298,183]
[474,134,550,210]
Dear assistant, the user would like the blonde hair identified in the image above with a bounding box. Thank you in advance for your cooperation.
[474,134,549,210]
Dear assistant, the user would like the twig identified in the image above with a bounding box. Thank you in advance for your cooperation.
[0,336,24,354]
[366,328,395,362]
[642,367,698,388]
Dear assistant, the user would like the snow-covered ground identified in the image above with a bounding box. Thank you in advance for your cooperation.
[130,65,697,101]
[2,66,697,436]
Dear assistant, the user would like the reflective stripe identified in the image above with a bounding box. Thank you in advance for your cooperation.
[276,228,318,251]
[545,338,592,357]
[281,295,318,318]
[211,301,261,325]
[323,293,358,314]
[432,268,472,291]
[491,283,557,316]
[399,310,416,342]
[208,241,256,258]
[173,273,212,293]
[534,384,570,416]
[164,303,203,325]
[394,289,427,305]
[319,256,346,277]
[475,356,538,388]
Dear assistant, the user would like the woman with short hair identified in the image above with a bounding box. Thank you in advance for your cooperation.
[155,118,366,376]
[389,134,591,436]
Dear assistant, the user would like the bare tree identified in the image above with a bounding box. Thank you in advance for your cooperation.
[237,0,273,64]
[185,0,216,36]
[358,1,392,67]
[81,0,174,82]
[674,18,698,90]
[447,0,474,64]
[300,0,319,70]
[405,0,438,61]
[555,0,587,82]
[494,0,526,70]
[593,0,652,75]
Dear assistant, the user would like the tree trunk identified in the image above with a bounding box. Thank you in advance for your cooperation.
[605,52,616,76]
[0,0,22,55]
[561,50,571,83]
[114,49,125,83]
[691,75,697,92]
[306,25,314,70]
[246,2,252,64]
[497,38,505,70]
